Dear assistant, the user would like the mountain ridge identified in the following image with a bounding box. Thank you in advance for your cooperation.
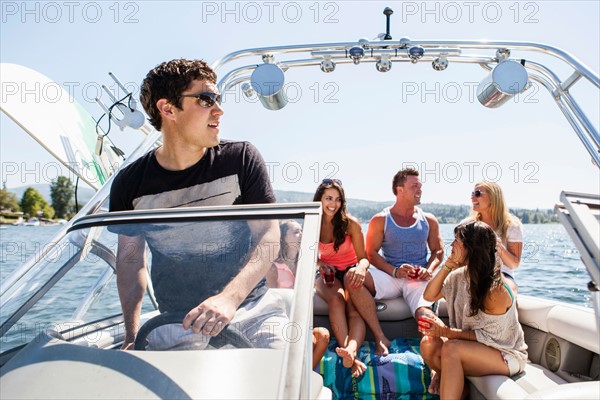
[6,185,556,224]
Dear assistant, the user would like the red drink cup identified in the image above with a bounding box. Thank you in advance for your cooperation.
[322,267,335,287]
[418,316,432,329]
[409,266,421,279]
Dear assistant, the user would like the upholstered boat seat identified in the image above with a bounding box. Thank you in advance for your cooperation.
[313,292,450,321]
[467,296,599,400]
[314,293,412,320]
[468,363,567,399]
[313,293,449,340]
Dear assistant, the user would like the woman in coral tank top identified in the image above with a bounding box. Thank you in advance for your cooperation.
[314,179,371,377]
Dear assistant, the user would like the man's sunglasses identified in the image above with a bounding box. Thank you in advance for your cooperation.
[322,178,342,186]
[179,92,221,108]
[471,189,485,197]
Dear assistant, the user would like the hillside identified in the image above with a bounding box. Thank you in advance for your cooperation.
[5,186,556,224]
[274,190,558,224]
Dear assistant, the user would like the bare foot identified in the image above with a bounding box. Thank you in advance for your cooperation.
[428,370,440,395]
[351,358,367,377]
[374,337,391,356]
[335,346,355,368]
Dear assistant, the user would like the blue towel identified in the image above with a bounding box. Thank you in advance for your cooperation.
[317,337,438,400]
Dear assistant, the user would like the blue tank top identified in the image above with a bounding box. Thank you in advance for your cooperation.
[381,207,429,267]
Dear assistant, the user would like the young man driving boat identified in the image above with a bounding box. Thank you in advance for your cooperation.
[109,59,286,350]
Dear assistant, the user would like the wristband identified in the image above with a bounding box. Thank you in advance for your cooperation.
[358,258,370,269]
[392,267,399,278]
[441,264,452,273]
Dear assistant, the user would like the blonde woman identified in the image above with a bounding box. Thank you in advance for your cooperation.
[466,181,523,294]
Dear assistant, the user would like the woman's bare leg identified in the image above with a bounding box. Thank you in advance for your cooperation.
[420,335,445,394]
[335,298,367,376]
[440,340,510,400]
[315,278,348,347]
[345,271,390,355]
[312,327,330,369]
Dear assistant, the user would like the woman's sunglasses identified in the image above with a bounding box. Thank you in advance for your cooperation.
[471,189,485,197]
[322,178,342,186]
[179,92,221,108]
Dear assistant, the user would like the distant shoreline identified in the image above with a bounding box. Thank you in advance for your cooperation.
[4,187,558,225]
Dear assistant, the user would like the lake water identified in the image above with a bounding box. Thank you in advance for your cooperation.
[0,223,593,308]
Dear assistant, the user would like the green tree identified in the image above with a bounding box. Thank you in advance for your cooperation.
[50,176,75,219]
[41,203,55,219]
[20,187,53,218]
[0,182,21,212]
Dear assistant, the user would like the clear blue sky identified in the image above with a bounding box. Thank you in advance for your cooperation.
[1,1,598,209]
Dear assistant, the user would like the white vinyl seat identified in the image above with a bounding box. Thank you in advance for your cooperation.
[525,381,600,399]
[313,292,438,321]
[467,363,567,400]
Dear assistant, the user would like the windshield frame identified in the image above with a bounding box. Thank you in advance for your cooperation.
[1,202,322,397]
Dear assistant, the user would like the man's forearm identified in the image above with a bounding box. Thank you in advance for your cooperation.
[117,266,146,342]
[368,251,396,276]
[116,235,147,343]
[426,249,444,273]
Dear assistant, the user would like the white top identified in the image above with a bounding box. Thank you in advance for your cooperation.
[498,216,523,279]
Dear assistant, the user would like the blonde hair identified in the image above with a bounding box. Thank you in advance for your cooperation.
[470,181,520,242]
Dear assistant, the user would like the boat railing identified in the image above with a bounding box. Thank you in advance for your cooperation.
[211,38,599,167]
[555,191,600,332]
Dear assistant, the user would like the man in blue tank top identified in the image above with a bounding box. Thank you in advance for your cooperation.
[347,168,444,355]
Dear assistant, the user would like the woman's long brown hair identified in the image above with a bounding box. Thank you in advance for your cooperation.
[313,181,349,252]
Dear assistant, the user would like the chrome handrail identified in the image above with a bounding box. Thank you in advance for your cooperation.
[213,39,599,167]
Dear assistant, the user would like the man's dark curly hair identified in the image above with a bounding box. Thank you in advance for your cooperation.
[140,59,217,130]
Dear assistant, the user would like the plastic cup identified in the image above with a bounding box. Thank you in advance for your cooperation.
[409,266,421,279]
[418,316,432,329]
[322,267,335,287]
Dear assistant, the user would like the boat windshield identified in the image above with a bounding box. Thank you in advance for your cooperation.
[0,203,320,360]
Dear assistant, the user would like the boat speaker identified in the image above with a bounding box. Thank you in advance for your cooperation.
[544,337,561,372]
[250,63,288,110]
[477,60,529,108]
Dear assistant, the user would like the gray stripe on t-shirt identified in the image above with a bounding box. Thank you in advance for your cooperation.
[133,174,241,209]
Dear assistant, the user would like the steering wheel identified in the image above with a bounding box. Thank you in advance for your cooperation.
[133,311,253,350]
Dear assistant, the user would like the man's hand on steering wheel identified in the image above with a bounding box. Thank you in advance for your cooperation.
[183,293,237,336]
[133,311,254,350]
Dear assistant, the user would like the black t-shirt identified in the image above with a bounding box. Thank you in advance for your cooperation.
[110,140,275,211]
[109,140,275,312]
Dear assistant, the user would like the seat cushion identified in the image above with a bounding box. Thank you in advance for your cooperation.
[313,293,449,321]
[313,293,411,320]
[525,381,600,399]
[468,363,567,399]
[513,363,567,393]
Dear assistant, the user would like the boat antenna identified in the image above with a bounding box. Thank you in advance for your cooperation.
[383,7,393,40]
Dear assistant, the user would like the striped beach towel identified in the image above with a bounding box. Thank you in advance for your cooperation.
[317,337,437,400]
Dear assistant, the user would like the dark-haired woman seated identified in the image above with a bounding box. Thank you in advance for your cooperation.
[419,221,528,399]
[314,179,370,377]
